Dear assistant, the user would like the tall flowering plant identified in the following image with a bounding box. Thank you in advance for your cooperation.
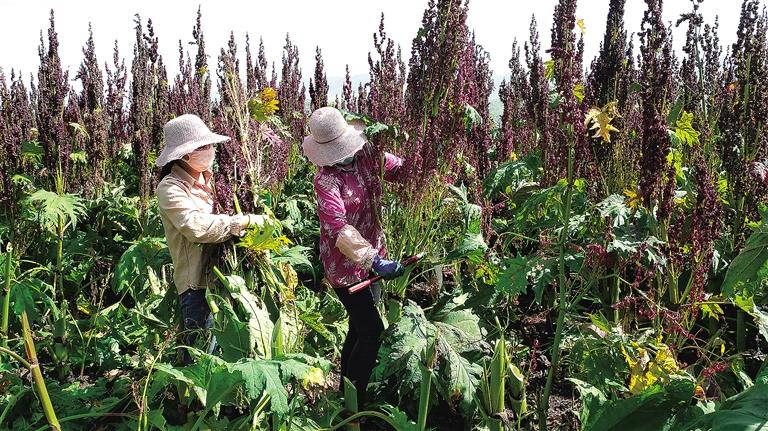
[308,46,329,111]
[277,34,306,143]
[105,40,129,166]
[638,0,674,215]
[499,41,534,160]
[214,33,290,215]
[74,24,108,194]
[129,16,167,215]
[403,0,471,189]
[36,10,69,193]
[366,14,407,135]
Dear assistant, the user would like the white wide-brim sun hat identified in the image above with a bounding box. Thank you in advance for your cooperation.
[155,114,231,167]
[302,107,367,167]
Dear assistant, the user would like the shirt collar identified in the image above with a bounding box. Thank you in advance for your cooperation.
[171,163,212,190]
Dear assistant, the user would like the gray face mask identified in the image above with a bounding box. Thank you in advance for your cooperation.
[335,155,355,166]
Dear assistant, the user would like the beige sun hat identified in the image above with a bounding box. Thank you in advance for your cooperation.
[302,107,367,167]
[155,114,231,167]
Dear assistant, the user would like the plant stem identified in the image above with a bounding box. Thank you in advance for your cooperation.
[539,141,575,431]
[55,215,64,304]
[1,243,12,352]
[736,309,746,353]
[21,312,61,431]
[0,346,31,368]
[611,273,620,324]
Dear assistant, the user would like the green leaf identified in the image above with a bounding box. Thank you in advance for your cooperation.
[545,59,555,80]
[677,384,768,431]
[273,245,314,276]
[667,96,684,126]
[496,256,532,297]
[238,214,290,253]
[374,301,484,416]
[445,232,487,262]
[113,237,169,297]
[21,140,43,164]
[573,83,585,103]
[214,275,274,359]
[24,189,86,233]
[463,104,483,132]
[12,278,50,322]
[482,160,538,200]
[629,82,644,94]
[673,111,701,147]
[721,221,768,301]
[571,376,695,431]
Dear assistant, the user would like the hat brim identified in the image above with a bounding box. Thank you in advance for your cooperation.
[302,121,367,167]
[155,133,231,167]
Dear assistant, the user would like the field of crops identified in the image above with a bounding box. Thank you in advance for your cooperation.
[1,0,768,429]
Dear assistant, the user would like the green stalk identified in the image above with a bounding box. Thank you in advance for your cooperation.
[417,363,433,431]
[417,334,437,431]
[736,310,746,353]
[21,312,61,431]
[487,337,507,431]
[342,377,360,431]
[509,363,527,419]
[1,243,12,352]
[611,273,620,324]
[55,215,64,303]
[539,139,575,431]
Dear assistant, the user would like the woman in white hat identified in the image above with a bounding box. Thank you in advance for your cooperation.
[155,114,259,363]
[303,107,406,407]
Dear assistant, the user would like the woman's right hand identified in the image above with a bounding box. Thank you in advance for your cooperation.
[232,214,259,236]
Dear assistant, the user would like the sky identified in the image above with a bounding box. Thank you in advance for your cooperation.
[0,0,746,92]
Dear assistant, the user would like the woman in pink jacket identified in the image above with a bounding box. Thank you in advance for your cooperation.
[303,107,405,407]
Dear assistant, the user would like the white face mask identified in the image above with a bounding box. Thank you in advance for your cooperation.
[184,146,215,171]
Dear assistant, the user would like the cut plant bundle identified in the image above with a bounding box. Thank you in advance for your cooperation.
[0,0,767,430]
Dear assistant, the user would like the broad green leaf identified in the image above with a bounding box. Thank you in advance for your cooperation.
[24,189,86,233]
[673,111,700,147]
[445,232,487,262]
[12,278,49,322]
[495,256,532,297]
[463,104,483,132]
[677,384,768,431]
[215,275,274,359]
[667,96,684,126]
[113,237,169,297]
[374,301,483,416]
[721,220,768,300]
[572,376,695,431]
[482,160,537,199]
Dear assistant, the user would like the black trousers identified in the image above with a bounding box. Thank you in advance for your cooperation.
[333,283,384,408]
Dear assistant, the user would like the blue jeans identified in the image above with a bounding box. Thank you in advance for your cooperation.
[179,289,215,364]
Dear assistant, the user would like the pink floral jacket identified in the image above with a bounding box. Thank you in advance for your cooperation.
[314,145,404,288]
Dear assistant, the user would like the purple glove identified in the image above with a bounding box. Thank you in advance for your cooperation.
[372,255,405,280]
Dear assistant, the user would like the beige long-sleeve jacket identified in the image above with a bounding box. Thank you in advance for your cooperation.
[156,164,245,294]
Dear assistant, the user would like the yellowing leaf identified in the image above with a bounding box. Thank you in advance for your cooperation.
[695,385,706,399]
[701,302,724,320]
[577,18,586,35]
[249,87,280,122]
[302,367,325,389]
[573,83,585,104]
[622,342,681,395]
[585,101,620,143]
[544,59,555,80]
[673,111,700,147]
[623,189,641,209]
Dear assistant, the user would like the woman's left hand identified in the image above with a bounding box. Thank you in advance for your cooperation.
[372,256,405,280]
